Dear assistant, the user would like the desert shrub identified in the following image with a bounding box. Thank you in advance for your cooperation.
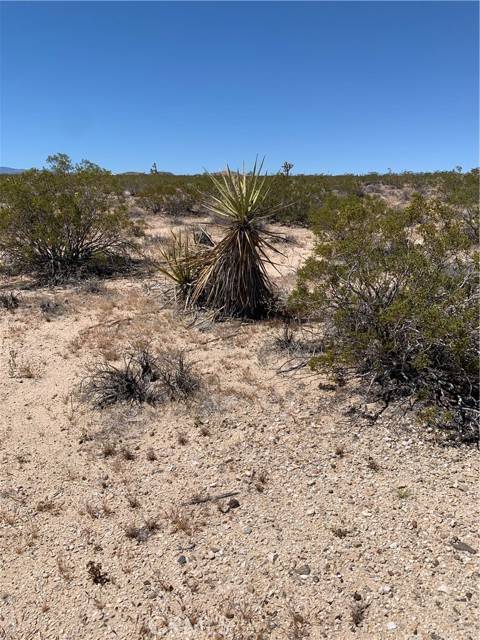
[138,190,164,214]
[0,291,20,311]
[139,183,199,216]
[440,169,479,243]
[96,167,480,227]
[264,174,326,226]
[84,346,198,408]
[291,194,479,442]
[39,297,65,320]
[0,158,135,280]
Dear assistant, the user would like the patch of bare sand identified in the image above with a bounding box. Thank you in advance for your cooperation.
[0,213,478,639]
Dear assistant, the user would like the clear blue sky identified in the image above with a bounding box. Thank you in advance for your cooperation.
[1,1,478,174]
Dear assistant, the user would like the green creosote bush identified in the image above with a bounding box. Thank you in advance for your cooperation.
[0,154,137,281]
[139,184,198,216]
[290,193,479,442]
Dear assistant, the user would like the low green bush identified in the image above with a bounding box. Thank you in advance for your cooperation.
[139,184,198,216]
[0,158,135,280]
[290,194,479,442]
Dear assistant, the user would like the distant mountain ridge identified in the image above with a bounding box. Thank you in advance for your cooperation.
[0,167,24,174]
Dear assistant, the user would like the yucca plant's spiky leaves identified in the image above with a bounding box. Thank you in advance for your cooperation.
[157,231,201,306]
[192,159,279,318]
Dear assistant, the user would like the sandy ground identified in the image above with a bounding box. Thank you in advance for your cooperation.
[0,211,478,640]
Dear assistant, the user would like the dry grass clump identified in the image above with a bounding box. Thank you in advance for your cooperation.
[146,447,157,461]
[164,506,194,536]
[125,516,160,543]
[0,291,20,311]
[350,601,369,628]
[83,346,199,408]
[39,298,65,320]
[8,348,36,379]
[156,350,200,400]
[87,560,110,585]
[56,554,74,581]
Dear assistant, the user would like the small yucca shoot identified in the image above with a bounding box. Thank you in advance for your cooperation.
[157,231,200,306]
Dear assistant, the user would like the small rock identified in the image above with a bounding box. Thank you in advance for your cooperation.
[268,552,278,563]
[386,622,397,631]
[437,584,450,594]
[379,585,392,595]
[306,508,315,516]
[296,564,311,576]
[243,527,252,535]
[177,555,187,565]
[228,498,240,510]
[449,539,477,555]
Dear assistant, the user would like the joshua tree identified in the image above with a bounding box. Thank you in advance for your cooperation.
[150,162,158,175]
[281,161,294,177]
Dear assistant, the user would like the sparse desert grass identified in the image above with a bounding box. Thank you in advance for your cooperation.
[101,441,117,457]
[8,348,36,379]
[83,346,199,408]
[331,525,350,538]
[56,554,74,581]
[164,506,195,536]
[176,431,188,445]
[126,493,141,509]
[146,447,157,461]
[78,278,108,295]
[0,509,17,526]
[125,516,160,543]
[350,600,369,628]
[35,497,61,515]
[121,445,135,460]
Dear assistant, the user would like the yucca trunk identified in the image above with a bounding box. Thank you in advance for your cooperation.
[192,223,275,318]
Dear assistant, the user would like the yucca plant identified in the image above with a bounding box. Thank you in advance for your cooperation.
[191,159,279,318]
[157,231,201,306]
